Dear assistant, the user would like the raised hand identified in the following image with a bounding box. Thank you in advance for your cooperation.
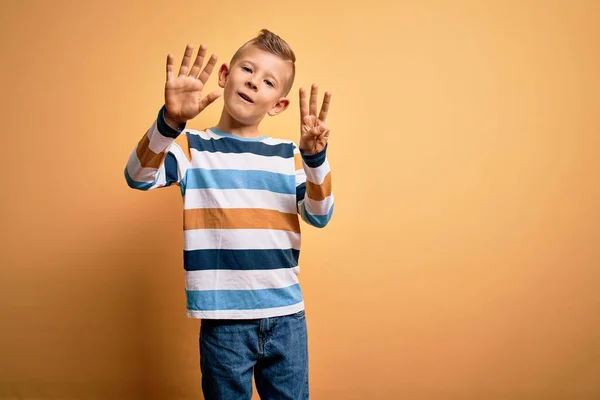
[164,44,222,125]
[299,84,331,155]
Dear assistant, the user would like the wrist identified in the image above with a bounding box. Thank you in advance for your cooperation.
[298,142,317,155]
[157,105,187,138]
[299,143,327,155]
[163,110,186,129]
[300,144,328,168]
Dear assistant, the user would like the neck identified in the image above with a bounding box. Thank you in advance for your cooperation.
[214,107,264,138]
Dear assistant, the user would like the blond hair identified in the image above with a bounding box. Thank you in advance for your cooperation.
[230,29,296,96]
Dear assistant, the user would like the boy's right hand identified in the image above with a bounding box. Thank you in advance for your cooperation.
[164,44,221,126]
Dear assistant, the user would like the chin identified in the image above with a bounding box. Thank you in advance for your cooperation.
[224,99,261,126]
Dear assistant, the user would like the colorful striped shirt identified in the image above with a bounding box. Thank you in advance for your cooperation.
[124,106,334,319]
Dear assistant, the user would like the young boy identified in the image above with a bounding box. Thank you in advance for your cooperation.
[124,29,333,399]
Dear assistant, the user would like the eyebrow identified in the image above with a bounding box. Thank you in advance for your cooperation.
[240,60,280,85]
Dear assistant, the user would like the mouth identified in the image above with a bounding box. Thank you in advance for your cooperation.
[237,92,254,103]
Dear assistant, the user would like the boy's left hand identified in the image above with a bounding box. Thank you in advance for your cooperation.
[299,84,331,155]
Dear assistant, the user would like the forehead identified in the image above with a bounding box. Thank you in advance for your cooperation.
[234,44,293,79]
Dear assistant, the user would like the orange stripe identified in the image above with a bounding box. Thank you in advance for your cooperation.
[175,133,192,162]
[136,131,166,169]
[294,153,303,170]
[184,208,301,233]
[306,172,332,201]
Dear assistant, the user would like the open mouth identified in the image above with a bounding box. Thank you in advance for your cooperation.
[238,92,254,103]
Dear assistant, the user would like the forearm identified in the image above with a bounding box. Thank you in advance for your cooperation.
[298,145,334,227]
[124,106,187,190]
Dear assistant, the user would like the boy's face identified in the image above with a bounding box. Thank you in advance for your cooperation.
[218,44,292,126]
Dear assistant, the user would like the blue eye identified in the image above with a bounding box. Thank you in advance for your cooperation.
[242,66,252,72]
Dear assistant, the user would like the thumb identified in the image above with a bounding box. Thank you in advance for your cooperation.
[199,90,222,113]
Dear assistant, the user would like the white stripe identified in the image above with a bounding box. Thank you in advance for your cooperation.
[167,143,192,170]
[189,147,294,173]
[185,266,300,291]
[295,168,307,187]
[126,152,159,182]
[184,188,297,213]
[260,137,294,146]
[147,120,176,154]
[303,194,334,216]
[184,229,301,250]
[187,301,304,319]
[303,158,331,185]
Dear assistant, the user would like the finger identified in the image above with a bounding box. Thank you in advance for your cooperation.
[318,122,329,135]
[188,44,207,79]
[299,87,309,121]
[317,126,330,145]
[318,91,331,122]
[317,135,328,151]
[198,53,218,85]
[308,125,320,137]
[309,84,318,116]
[178,44,194,76]
[198,90,222,113]
[303,115,315,129]
[312,122,328,140]
[166,54,174,82]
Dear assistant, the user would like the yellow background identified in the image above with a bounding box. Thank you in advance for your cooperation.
[1,0,599,398]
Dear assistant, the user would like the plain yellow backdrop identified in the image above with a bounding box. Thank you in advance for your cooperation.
[1,0,599,399]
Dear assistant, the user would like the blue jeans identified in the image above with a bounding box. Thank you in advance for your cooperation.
[199,309,309,399]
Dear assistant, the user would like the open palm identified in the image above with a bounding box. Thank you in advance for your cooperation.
[164,44,221,124]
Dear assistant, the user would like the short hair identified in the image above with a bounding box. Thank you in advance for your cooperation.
[230,29,296,96]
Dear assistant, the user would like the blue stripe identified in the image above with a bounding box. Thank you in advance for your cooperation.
[124,167,158,190]
[183,168,296,194]
[184,248,300,271]
[186,283,303,311]
[301,203,334,228]
[210,127,267,141]
[164,152,178,186]
[187,133,294,158]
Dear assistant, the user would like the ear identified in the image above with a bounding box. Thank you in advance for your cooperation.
[218,63,229,88]
[268,97,290,117]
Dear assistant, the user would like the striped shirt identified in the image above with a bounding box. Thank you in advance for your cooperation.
[124,106,334,319]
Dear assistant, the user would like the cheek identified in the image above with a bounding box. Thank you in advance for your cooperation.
[224,74,240,91]
[264,93,281,107]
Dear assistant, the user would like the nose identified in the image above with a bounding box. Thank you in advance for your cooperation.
[245,78,258,91]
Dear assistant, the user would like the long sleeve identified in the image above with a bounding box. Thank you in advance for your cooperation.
[294,143,334,228]
[124,106,192,191]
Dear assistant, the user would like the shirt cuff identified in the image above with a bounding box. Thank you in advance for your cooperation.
[157,105,187,138]
[300,144,328,168]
